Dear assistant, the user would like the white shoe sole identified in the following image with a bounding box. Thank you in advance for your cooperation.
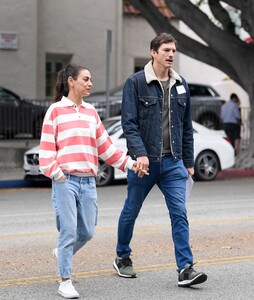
[58,290,79,299]
[178,273,207,287]
[113,260,137,278]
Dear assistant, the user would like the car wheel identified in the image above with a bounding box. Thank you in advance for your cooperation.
[198,114,220,130]
[96,160,114,186]
[194,150,220,181]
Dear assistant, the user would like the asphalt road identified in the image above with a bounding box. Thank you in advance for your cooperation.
[0,178,253,299]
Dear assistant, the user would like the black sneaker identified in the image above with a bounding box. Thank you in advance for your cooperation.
[178,265,207,287]
[113,257,137,278]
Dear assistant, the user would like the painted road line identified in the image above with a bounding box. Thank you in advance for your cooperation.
[1,255,254,287]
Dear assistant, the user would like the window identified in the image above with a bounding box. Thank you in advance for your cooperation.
[134,58,148,73]
[45,54,72,98]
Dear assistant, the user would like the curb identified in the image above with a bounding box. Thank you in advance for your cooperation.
[0,180,33,189]
[0,180,51,189]
[217,169,254,180]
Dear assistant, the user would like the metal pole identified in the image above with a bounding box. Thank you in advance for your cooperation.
[105,30,112,119]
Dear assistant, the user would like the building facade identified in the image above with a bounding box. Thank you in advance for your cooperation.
[1,0,156,100]
[0,0,248,106]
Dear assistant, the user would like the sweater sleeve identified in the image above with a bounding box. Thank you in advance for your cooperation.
[39,108,64,180]
[96,115,135,172]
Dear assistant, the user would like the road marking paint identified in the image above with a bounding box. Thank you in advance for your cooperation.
[0,212,54,218]
[1,255,254,287]
[0,232,57,239]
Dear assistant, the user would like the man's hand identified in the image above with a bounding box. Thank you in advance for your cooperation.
[132,161,149,177]
[135,156,149,178]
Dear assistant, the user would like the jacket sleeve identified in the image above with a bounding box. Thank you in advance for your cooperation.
[121,78,148,158]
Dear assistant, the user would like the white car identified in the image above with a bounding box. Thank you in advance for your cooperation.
[23,116,235,186]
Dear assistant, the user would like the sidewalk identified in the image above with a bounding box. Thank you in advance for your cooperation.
[0,168,50,189]
[216,168,254,179]
[0,167,253,189]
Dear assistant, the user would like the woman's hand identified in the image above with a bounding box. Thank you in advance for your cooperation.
[56,175,67,182]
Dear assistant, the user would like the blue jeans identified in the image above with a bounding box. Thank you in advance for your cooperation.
[116,156,193,270]
[52,174,98,278]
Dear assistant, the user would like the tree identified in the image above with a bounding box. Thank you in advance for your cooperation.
[126,0,254,168]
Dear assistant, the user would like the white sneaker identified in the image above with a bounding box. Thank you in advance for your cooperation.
[58,279,79,299]
[52,248,61,281]
[52,248,58,260]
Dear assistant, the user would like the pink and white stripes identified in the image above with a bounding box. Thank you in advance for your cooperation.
[39,96,133,180]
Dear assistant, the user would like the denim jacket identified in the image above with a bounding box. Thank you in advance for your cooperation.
[121,61,194,168]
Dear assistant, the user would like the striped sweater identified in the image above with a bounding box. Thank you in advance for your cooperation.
[39,96,134,180]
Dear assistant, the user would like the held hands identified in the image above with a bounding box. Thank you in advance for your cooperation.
[131,156,149,178]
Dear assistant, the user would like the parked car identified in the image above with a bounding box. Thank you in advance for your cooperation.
[189,83,223,130]
[87,86,122,120]
[23,146,49,182]
[87,83,224,129]
[0,86,47,139]
[23,116,235,185]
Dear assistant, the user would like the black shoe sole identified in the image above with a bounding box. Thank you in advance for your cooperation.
[113,261,137,278]
[178,273,207,287]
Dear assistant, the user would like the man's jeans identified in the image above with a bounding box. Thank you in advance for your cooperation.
[52,174,98,278]
[116,156,193,270]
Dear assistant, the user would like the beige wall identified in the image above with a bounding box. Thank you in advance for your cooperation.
[0,0,123,99]
[0,0,38,98]
[0,0,179,100]
[122,15,152,82]
[0,0,237,101]
[37,0,122,97]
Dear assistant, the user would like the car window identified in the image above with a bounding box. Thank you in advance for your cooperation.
[111,90,123,97]
[103,119,122,135]
[103,119,119,129]
[119,133,126,139]
[0,89,20,102]
[110,85,123,97]
[188,84,218,97]
[107,124,122,136]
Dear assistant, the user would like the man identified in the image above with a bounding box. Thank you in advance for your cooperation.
[113,33,207,287]
[220,93,241,155]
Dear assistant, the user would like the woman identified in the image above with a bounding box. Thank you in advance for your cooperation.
[39,63,139,299]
